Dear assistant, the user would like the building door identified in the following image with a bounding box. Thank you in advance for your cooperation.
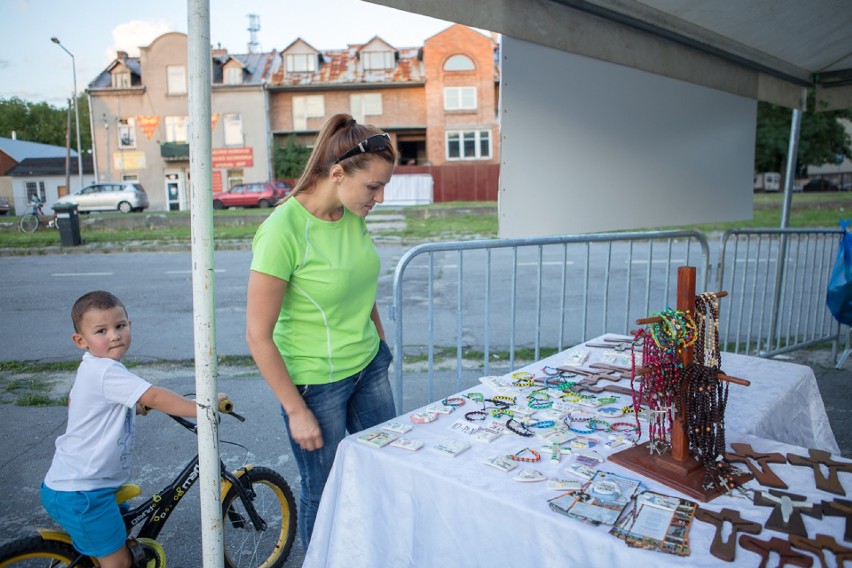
[165,172,184,211]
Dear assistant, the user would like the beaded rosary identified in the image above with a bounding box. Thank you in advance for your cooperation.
[683,293,736,490]
[632,307,696,454]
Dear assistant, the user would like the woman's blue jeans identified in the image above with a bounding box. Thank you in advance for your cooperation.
[281,339,396,547]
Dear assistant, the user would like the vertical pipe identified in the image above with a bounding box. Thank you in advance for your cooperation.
[484,249,492,375]
[187,1,222,565]
[456,250,464,392]
[535,245,543,361]
[768,108,802,351]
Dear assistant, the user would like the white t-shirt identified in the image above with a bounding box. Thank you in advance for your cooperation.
[44,352,151,491]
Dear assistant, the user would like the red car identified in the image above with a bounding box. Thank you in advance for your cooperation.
[212,181,291,209]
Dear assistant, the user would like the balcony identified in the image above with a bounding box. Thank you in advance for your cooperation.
[160,142,189,161]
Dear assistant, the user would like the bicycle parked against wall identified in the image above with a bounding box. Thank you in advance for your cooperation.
[0,397,297,568]
[19,196,56,233]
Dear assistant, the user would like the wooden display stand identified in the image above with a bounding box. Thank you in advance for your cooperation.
[608,266,752,502]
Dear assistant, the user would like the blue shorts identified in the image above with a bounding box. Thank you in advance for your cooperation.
[40,482,127,558]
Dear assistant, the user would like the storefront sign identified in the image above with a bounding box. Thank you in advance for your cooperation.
[114,151,146,170]
[212,147,253,168]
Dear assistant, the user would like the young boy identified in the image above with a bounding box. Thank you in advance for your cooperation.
[41,290,207,568]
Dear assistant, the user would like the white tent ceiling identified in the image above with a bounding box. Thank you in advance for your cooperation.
[367,0,852,110]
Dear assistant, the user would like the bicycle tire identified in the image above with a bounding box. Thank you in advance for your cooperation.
[221,466,297,568]
[0,534,94,567]
[19,215,39,233]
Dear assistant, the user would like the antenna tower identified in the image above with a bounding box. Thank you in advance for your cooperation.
[247,14,261,53]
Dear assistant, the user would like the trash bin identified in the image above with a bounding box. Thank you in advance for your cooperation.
[51,202,82,246]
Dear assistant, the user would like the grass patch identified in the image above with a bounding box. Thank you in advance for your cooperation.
[401,213,498,240]
[15,393,56,406]
[0,361,79,373]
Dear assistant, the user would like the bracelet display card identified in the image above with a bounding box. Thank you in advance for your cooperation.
[610,491,697,557]
[483,455,518,472]
[563,349,590,366]
[382,421,413,434]
[431,438,472,457]
[357,430,397,448]
[390,437,424,451]
[447,419,480,436]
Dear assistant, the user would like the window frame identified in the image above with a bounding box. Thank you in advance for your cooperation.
[361,51,394,70]
[112,71,131,88]
[444,86,478,111]
[117,117,136,149]
[446,129,492,161]
[167,65,187,95]
[443,54,476,71]
[223,113,243,146]
[285,53,317,73]
[224,66,242,85]
[165,116,189,143]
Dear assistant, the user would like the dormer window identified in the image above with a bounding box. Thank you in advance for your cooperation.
[286,53,317,73]
[444,54,475,71]
[362,50,393,70]
[112,70,131,88]
[224,66,242,85]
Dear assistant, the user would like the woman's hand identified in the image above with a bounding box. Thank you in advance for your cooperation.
[287,407,324,451]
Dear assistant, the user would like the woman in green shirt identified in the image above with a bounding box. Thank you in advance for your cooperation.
[246,114,397,547]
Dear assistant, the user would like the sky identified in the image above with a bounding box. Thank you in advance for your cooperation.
[0,0,466,106]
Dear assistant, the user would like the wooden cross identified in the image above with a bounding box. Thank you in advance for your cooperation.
[754,489,822,537]
[725,443,789,489]
[694,507,762,562]
[738,534,814,567]
[787,449,852,496]
[789,534,852,568]
[821,498,852,542]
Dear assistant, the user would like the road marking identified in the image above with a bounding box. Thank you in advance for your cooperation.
[52,272,115,277]
[165,269,227,274]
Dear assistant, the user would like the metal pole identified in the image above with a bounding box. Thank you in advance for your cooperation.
[766,107,802,353]
[187,1,223,566]
[51,38,84,189]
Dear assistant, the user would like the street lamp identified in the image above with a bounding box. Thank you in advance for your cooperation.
[51,37,84,190]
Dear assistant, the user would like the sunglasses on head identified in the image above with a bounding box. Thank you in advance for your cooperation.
[334,133,391,164]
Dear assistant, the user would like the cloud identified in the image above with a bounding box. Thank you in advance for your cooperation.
[104,20,174,61]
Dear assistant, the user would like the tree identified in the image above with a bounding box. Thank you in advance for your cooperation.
[273,134,311,179]
[0,96,92,153]
[754,91,852,177]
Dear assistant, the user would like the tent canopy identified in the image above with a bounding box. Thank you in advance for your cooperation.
[367,0,852,110]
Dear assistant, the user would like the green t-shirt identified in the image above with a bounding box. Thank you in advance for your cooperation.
[250,197,380,385]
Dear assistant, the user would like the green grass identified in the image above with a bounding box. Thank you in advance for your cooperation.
[0,192,848,249]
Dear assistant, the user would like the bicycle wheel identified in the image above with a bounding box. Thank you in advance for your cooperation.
[19,215,39,233]
[221,466,297,568]
[0,534,94,567]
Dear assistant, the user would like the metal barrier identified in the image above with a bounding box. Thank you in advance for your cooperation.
[388,230,710,411]
[716,228,844,358]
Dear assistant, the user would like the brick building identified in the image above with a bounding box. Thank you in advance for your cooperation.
[85,24,499,212]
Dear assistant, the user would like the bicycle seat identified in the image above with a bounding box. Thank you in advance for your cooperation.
[116,484,142,504]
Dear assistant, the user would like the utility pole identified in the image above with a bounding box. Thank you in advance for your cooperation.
[51,37,84,190]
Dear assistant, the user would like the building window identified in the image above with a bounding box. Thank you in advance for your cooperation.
[444,87,477,111]
[117,118,136,149]
[227,169,244,189]
[122,174,139,182]
[167,65,187,95]
[25,181,46,203]
[165,116,189,143]
[292,95,325,131]
[285,53,317,73]
[446,130,492,160]
[361,51,393,70]
[224,66,242,85]
[223,114,243,146]
[444,54,475,71]
[112,71,131,88]
[349,93,382,124]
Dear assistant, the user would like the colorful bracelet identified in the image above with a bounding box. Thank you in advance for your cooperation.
[512,371,535,381]
[442,397,465,407]
[611,422,638,433]
[566,420,595,434]
[506,418,534,437]
[493,395,516,405]
[507,447,541,462]
[528,420,555,429]
[465,392,484,403]
[464,410,488,422]
[491,408,514,419]
[592,419,612,432]
[513,377,535,388]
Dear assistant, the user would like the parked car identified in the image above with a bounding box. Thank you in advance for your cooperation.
[0,196,10,215]
[54,182,149,213]
[212,181,290,209]
[802,178,839,192]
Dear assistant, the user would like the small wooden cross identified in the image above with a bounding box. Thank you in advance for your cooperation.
[754,489,822,537]
[725,442,789,489]
[694,507,762,562]
[739,534,814,567]
[787,448,852,496]
[821,498,852,543]
[789,534,852,568]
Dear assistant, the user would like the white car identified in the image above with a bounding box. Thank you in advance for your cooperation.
[55,182,149,213]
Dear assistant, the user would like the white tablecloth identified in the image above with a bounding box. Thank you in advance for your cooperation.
[304,340,845,567]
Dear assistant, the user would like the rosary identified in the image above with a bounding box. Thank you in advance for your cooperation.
[683,293,735,490]
[634,307,696,454]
